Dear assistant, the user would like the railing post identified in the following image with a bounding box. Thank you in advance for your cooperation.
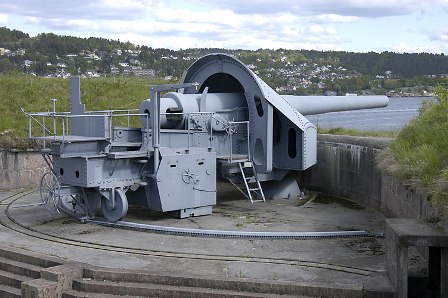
[42,116,46,147]
[187,113,191,151]
[146,115,149,148]
[209,112,213,150]
[109,112,113,140]
[229,127,233,163]
[62,117,65,140]
[246,122,250,161]
[52,98,57,136]
[28,117,32,140]
[66,114,69,136]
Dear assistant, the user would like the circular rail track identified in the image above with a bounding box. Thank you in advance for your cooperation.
[0,190,382,277]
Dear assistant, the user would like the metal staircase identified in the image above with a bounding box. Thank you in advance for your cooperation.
[229,160,266,203]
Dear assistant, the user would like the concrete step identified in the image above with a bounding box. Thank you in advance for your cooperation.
[83,268,356,297]
[72,279,300,298]
[0,246,61,268]
[0,284,21,298]
[0,256,42,278]
[63,290,146,298]
[0,268,33,288]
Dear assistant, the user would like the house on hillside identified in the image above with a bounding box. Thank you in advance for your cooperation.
[0,48,11,55]
[23,60,33,67]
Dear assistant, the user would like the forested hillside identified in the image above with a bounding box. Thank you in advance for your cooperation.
[1,27,448,95]
[0,27,29,43]
[304,50,448,78]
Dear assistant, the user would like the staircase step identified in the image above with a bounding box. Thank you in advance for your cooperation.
[0,246,61,268]
[72,279,298,298]
[83,268,359,297]
[0,256,42,278]
[234,161,265,203]
[63,289,146,298]
[0,284,21,298]
[0,269,33,288]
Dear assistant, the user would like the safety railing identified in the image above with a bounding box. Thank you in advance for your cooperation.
[22,107,148,149]
[23,101,250,159]
[158,111,250,161]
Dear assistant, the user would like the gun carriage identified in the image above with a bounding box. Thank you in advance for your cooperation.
[24,53,388,222]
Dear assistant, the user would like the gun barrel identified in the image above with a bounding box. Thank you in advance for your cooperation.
[282,95,389,116]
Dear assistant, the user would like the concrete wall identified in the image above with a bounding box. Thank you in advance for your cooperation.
[0,136,442,224]
[298,134,441,222]
[0,150,47,189]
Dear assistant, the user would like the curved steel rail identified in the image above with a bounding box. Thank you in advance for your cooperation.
[87,218,384,240]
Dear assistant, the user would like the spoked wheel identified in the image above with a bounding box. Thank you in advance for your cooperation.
[40,171,61,211]
[101,188,128,222]
[59,189,101,220]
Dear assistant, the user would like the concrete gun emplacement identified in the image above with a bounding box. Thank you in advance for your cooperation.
[24,53,388,222]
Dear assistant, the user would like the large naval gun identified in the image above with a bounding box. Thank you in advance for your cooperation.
[25,53,388,222]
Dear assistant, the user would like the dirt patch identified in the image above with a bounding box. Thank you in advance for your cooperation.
[314,193,365,210]
[344,238,385,255]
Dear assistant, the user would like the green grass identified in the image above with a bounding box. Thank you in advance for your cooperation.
[0,74,170,149]
[378,85,448,214]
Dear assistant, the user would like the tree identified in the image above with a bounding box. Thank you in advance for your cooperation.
[0,58,17,73]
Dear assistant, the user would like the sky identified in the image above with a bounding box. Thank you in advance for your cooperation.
[0,0,447,54]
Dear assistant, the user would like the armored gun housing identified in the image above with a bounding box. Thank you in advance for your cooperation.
[25,53,388,222]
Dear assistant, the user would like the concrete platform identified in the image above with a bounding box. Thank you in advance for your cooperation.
[0,183,396,297]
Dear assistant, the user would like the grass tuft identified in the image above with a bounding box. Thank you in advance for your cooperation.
[378,85,448,214]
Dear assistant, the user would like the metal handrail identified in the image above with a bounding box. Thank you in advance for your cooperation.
[24,108,149,142]
[227,120,250,163]
[24,105,250,160]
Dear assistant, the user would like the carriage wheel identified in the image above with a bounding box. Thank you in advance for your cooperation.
[101,188,128,222]
[39,171,60,211]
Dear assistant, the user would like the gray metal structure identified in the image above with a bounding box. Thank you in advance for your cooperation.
[24,53,389,222]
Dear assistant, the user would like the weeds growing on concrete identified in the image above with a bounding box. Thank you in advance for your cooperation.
[378,85,448,214]
[317,127,398,138]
